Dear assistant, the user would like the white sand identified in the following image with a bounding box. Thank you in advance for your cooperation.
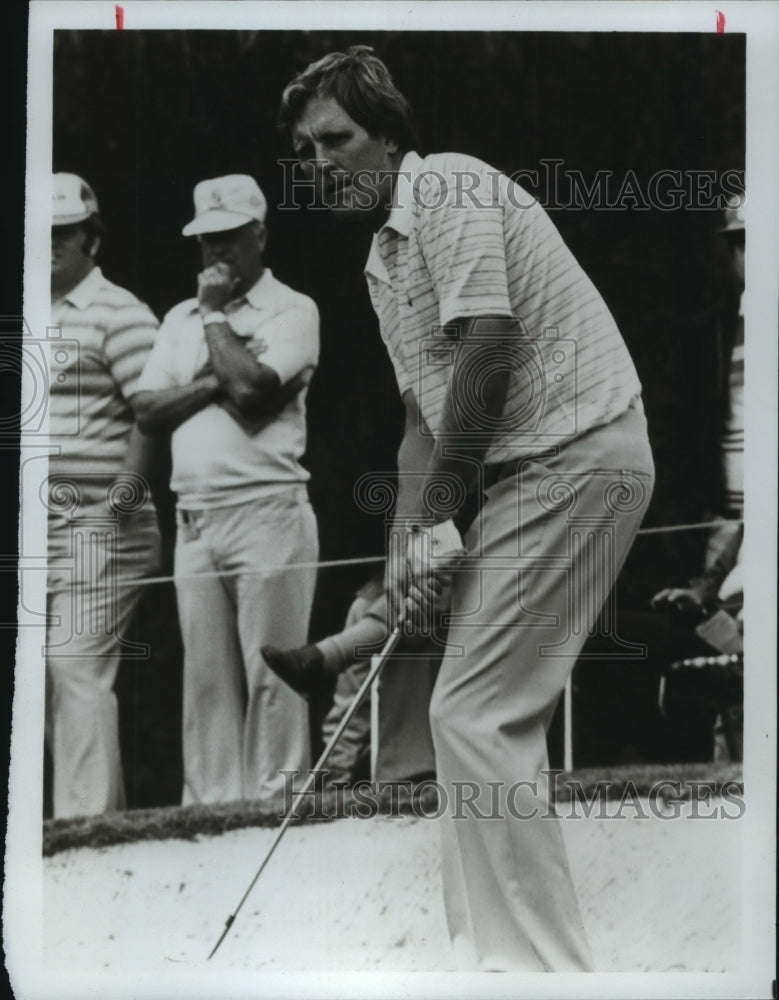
[43,802,742,973]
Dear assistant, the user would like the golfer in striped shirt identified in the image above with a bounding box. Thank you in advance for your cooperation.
[280,47,655,971]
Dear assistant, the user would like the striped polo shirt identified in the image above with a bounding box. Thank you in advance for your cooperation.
[365,151,643,463]
[49,265,159,508]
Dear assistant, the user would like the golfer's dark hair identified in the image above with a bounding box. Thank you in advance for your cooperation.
[278,46,419,153]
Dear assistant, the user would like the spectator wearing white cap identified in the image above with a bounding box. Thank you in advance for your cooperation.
[135,175,320,807]
[48,172,161,818]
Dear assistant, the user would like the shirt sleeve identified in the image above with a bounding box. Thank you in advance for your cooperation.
[257,298,320,385]
[103,299,160,398]
[134,310,181,392]
[415,167,514,327]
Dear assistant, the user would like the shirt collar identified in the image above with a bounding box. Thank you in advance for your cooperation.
[384,150,424,238]
[242,267,274,309]
[364,151,424,285]
[59,265,104,310]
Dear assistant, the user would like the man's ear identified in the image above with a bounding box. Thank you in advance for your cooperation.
[256,222,268,254]
[87,235,101,259]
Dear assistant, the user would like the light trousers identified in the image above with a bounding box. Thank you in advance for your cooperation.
[46,506,160,818]
[175,488,318,807]
[430,406,655,971]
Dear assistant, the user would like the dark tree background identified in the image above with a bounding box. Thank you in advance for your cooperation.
[50,30,745,807]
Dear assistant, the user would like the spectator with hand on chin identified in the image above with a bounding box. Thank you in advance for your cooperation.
[134,174,320,809]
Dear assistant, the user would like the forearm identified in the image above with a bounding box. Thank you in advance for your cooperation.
[417,317,511,522]
[388,390,465,631]
[121,422,172,498]
[393,391,435,521]
[134,376,221,434]
[396,434,434,521]
[702,519,743,574]
[695,521,744,593]
[119,424,166,485]
[204,321,280,410]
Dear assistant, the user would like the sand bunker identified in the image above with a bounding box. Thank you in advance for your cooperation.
[42,798,742,973]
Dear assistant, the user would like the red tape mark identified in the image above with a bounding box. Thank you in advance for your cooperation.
[715,9,726,32]
[115,5,124,29]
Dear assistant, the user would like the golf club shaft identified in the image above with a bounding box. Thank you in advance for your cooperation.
[208,625,402,959]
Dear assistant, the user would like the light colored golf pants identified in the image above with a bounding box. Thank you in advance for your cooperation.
[46,505,160,818]
[175,488,318,807]
[430,405,655,971]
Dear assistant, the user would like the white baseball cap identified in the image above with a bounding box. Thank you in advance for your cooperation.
[182,174,267,236]
[53,173,99,226]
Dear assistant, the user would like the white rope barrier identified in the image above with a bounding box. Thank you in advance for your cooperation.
[42,517,742,596]
[634,519,742,536]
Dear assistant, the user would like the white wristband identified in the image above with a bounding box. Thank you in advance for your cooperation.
[202,310,227,327]
[413,519,466,561]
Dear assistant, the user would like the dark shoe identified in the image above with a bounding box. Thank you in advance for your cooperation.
[261,643,330,700]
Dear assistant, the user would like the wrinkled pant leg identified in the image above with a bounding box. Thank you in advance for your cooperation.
[233,492,318,807]
[46,510,159,818]
[430,458,653,971]
[376,652,439,781]
[176,513,245,806]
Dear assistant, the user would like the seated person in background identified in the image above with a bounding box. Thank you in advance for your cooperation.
[316,574,385,784]
[651,520,742,647]
[264,569,448,785]
[570,521,743,767]
[648,520,743,762]
[262,572,386,700]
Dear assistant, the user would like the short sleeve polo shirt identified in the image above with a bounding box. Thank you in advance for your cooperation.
[49,266,159,508]
[137,268,319,508]
[364,151,643,463]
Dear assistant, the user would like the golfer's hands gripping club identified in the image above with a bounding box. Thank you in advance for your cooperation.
[389,519,465,636]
